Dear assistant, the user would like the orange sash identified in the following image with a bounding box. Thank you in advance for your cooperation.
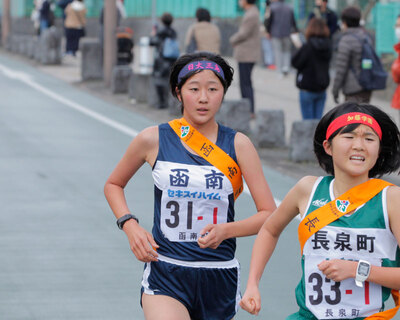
[298,178,399,319]
[298,179,392,253]
[168,118,243,200]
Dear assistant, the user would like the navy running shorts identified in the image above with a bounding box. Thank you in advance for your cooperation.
[141,254,240,320]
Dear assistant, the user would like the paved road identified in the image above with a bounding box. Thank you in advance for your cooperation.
[0,53,304,319]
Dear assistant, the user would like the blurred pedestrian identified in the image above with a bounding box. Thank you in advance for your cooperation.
[266,0,298,77]
[392,14,400,114]
[308,0,339,38]
[150,12,179,109]
[229,0,260,117]
[64,0,86,57]
[184,7,221,54]
[332,6,372,104]
[261,0,275,69]
[116,27,134,65]
[291,18,331,120]
[104,51,276,320]
[39,0,53,34]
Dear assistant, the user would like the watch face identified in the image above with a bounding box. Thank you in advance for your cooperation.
[358,262,370,276]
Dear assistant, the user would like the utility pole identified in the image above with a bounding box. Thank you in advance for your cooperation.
[362,0,377,24]
[103,0,117,87]
[1,0,10,47]
[151,0,157,27]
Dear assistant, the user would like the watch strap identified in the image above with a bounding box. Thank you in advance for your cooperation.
[355,279,363,287]
[116,214,139,230]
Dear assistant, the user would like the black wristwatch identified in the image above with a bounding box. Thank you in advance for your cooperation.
[116,214,139,230]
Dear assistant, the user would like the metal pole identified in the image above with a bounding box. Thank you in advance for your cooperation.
[151,0,157,27]
[104,0,117,87]
[2,0,10,47]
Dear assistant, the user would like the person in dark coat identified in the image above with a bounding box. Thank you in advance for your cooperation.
[150,12,178,109]
[308,0,339,38]
[291,18,331,119]
[39,0,52,33]
[332,6,372,104]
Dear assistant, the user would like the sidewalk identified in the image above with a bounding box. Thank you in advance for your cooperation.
[29,47,400,184]
[36,48,399,137]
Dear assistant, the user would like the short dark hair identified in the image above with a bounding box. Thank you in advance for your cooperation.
[341,6,361,28]
[169,52,234,113]
[161,12,173,26]
[246,0,257,4]
[196,8,211,22]
[314,102,400,178]
[305,17,330,40]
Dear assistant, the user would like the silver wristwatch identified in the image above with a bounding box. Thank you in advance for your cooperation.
[355,260,371,287]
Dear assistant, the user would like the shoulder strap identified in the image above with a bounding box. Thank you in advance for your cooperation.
[168,118,243,200]
[348,32,362,42]
[298,179,392,253]
[348,32,373,46]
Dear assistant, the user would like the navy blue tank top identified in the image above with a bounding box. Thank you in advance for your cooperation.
[151,122,238,261]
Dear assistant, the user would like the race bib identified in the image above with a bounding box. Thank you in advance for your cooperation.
[154,161,231,242]
[305,256,382,319]
[160,194,228,242]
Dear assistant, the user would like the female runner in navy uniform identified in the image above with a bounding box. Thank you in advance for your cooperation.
[240,102,400,319]
[104,52,276,320]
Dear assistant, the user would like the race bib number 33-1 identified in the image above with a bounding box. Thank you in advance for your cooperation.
[305,256,382,319]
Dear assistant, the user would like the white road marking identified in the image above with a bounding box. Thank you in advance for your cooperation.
[0,63,139,137]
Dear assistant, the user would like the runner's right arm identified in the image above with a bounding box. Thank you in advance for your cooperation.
[104,126,160,262]
[240,176,316,315]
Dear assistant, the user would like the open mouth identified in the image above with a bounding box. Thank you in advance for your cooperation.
[350,155,365,162]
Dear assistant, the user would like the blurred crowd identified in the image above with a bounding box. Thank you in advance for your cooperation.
[30,0,400,120]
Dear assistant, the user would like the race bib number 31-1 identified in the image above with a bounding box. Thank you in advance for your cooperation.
[154,161,231,242]
[305,256,382,319]
[160,196,228,242]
